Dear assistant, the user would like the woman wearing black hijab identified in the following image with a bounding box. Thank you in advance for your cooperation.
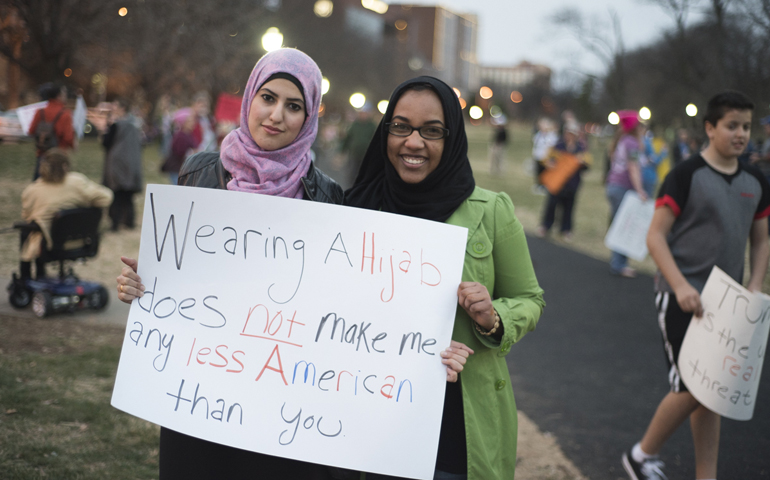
[345,76,545,479]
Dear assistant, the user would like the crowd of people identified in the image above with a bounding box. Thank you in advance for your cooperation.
[528,94,770,480]
[12,46,770,480]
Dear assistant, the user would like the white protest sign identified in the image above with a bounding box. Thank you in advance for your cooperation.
[111,184,468,479]
[678,267,770,420]
[72,95,87,139]
[15,100,47,135]
[604,190,655,261]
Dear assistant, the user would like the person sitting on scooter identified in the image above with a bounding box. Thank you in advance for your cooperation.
[19,148,113,280]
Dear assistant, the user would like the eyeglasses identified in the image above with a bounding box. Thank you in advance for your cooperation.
[386,122,449,140]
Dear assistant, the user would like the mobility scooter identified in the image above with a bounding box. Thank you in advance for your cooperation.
[7,207,109,317]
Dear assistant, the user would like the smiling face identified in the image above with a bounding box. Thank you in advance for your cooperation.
[386,89,446,184]
[248,78,306,151]
[705,109,752,160]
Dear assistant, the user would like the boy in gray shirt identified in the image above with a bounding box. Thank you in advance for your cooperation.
[623,91,770,480]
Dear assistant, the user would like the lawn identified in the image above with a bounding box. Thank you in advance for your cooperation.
[1,138,167,479]
[0,318,159,479]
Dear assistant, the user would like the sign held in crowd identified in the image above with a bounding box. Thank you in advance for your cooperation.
[678,267,770,421]
[604,191,655,261]
[111,185,468,479]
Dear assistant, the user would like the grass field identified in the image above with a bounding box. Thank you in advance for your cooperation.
[0,139,167,479]
[0,318,160,479]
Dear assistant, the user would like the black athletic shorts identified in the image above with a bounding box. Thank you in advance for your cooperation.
[655,291,693,393]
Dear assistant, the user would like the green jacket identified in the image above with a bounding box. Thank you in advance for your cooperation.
[446,186,545,480]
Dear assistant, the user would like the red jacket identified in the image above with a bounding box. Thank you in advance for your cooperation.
[27,99,75,155]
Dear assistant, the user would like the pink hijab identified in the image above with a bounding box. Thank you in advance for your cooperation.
[220,48,322,198]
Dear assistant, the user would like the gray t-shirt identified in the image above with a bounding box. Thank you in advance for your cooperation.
[654,154,770,293]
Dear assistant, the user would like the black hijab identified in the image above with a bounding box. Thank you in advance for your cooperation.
[343,76,475,222]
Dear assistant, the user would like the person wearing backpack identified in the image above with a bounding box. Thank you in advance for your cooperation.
[27,83,76,180]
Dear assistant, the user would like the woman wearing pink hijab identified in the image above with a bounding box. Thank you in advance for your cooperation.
[115,49,346,479]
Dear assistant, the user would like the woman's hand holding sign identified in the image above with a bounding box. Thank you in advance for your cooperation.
[441,340,474,383]
[117,256,144,303]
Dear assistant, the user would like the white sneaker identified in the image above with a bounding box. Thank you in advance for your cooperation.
[622,450,667,480]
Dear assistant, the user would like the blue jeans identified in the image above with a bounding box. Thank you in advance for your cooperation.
[606,183,631,272]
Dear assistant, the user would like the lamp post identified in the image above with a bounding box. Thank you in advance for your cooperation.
[349,93,366,109]
[261,28,283,52]
[313,0,333,17]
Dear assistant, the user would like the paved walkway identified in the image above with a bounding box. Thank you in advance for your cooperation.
[510,236,770,479]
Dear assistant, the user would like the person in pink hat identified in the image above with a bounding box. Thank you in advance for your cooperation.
[605,110,648,277]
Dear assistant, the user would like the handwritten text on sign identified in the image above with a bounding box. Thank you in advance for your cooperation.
[110,185,468,479]
[678,267,770,420]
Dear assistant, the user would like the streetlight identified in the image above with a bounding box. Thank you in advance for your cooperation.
[377,100,389,114]
[118,7,127,16]
[321,77,330,95]
[686,103,698,117]
[261,27,283,52]
[639,106,651,120]
[510,91,523,103]
[469,106,483,120]
[313,0,333,18]
[479,86,493,100]
[349,93,366,109]
[608,112,620,125]
[362,0,388,14]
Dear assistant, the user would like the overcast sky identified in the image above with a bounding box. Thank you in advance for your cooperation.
[394,0,706,82]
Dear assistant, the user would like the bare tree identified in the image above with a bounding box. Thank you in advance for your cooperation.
[733,0,770,34]
[550,8,627,106]
[602,8,769,127]
[0,0,120,83]
[0,0,448,120]
[640,0,699,38]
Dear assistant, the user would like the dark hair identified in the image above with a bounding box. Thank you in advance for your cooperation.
[38,148,71,183]
[703,90,754,127]
[114,97,131,111]
[402,82,438,95]
[39,82,64,101]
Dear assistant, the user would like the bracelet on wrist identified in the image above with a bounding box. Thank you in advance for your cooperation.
[474,309,500,336]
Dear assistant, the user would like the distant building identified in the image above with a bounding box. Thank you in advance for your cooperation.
[477,61,552,91]
[383,4,478,94]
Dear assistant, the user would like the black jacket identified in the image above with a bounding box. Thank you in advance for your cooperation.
[177,151,344,204]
